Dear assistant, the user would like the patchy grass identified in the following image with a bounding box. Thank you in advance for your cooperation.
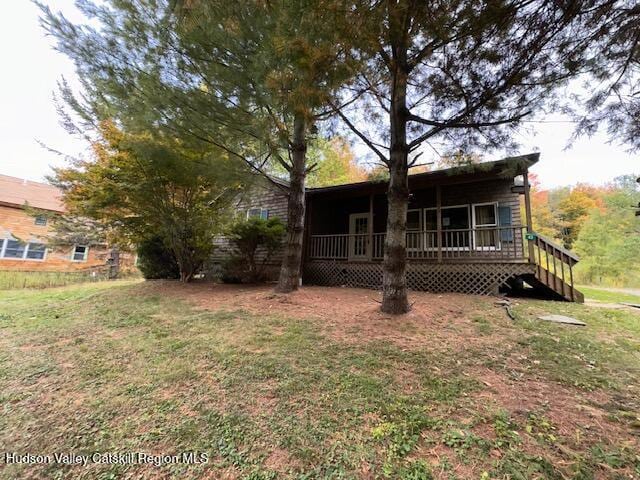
[0,281,638,479]
[579,285,640,304]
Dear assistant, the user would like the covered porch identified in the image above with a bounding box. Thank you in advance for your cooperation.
[304,175,531,264]
[302,154,582,301]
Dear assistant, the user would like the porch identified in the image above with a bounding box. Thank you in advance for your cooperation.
[302,154,583,301]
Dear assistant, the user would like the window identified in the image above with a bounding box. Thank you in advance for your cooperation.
[0,240,46,260]
[34,215,47,226]
[26,243,46,260]
[473,203,497,227]
[406,209,422,251]
[424,206,471,250]
[473,203,499,250]
[3,240,26,258]
[247,208,269,220]
[72,245,89,262]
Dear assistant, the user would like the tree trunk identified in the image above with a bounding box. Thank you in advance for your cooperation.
[276,113,307,293]
[381,48,410,314]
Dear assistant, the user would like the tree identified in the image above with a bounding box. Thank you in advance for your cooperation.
[39,0,363,293]
[336,1,608,313]
[574,179,640,286]
[556,185,603,249]
[305,137,368,187]
[53,122,244,282]
[527,173,559,240]
[574,2,640,151]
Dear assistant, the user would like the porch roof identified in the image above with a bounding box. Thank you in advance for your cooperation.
[307,153,539,196]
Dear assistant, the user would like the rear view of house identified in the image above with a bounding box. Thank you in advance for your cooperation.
[0,174,120,272]
[224,154,583,302]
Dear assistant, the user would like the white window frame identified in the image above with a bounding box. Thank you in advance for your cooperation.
[246,207,269,220]
[71,245,89,262]
[0,239,47,261]
[423,205,471,251]
[471,202,500,251]
[406,208,422,252]
[34,215,47,226]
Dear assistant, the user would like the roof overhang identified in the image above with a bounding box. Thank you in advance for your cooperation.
[307,153,539,197]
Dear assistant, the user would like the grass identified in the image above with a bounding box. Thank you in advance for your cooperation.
[0,269,141,290]
[0,281,638,479]
[0,270,111,290]
[578,285,640,304]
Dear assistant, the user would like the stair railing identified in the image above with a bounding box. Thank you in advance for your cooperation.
[528,232,580,301]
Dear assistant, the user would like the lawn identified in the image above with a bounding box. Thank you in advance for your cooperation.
[0,281,638,479]
[579,285,640,305]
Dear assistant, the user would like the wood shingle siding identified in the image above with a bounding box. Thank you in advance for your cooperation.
[210,179,289,277]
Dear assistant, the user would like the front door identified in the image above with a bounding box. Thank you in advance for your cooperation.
[349,213,370,260]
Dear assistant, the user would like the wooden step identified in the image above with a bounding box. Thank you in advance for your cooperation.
[533,266,584,303]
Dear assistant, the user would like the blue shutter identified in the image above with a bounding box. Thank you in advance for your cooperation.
[498,206,513,241]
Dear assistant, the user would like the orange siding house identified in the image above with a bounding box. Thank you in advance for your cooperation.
[0,174,114,272]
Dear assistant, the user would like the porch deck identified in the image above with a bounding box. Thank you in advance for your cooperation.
[304,228,583,302]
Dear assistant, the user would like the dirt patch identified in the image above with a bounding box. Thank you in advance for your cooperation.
[144,281,510,352]
[471,367,637,448]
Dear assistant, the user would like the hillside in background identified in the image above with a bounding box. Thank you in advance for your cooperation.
[529,173,640,287]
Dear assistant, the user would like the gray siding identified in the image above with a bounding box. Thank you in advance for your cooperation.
[210,178,289,273]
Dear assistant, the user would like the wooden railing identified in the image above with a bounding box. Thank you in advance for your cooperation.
[307,227,527,261]
[529,232,581,301]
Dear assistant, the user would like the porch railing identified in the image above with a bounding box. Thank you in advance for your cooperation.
[307,227,527,261]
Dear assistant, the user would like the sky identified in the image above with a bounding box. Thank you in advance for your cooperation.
[1,1,637,190]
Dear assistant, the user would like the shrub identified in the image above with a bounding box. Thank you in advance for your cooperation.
[223,217,285,283]
[136,236,180,280]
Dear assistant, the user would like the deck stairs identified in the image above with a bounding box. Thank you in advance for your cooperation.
[520,233,584,302]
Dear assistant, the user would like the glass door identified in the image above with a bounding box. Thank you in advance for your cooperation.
[349,213,370,259]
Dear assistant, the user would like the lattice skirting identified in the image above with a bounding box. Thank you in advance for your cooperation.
[303,261,536,296]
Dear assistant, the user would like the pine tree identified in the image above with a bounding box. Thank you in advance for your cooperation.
[336,1,611,313]
[39,0,363,292]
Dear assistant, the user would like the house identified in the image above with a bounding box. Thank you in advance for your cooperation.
[223,153,583,302]
[0,174,125,273]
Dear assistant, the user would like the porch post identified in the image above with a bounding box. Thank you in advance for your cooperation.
[301,197,312,280]
[368,192,374,260]
[523,171,535,262]
[436,184,443,263]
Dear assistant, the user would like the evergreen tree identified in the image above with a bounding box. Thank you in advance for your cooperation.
[336,1,610,313]
[574,2,640,151]
[39,0,363,293]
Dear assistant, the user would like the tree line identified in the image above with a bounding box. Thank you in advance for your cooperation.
[530,173,640,287]
[40,0,639,313]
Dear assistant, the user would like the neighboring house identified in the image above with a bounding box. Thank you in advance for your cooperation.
[0,175,121,272]
[219,154,583,302]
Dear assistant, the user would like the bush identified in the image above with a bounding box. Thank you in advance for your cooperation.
[136,236,180,280]
[222,217,285,283]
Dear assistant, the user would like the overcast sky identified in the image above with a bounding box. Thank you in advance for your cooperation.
[1,1,637,190]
